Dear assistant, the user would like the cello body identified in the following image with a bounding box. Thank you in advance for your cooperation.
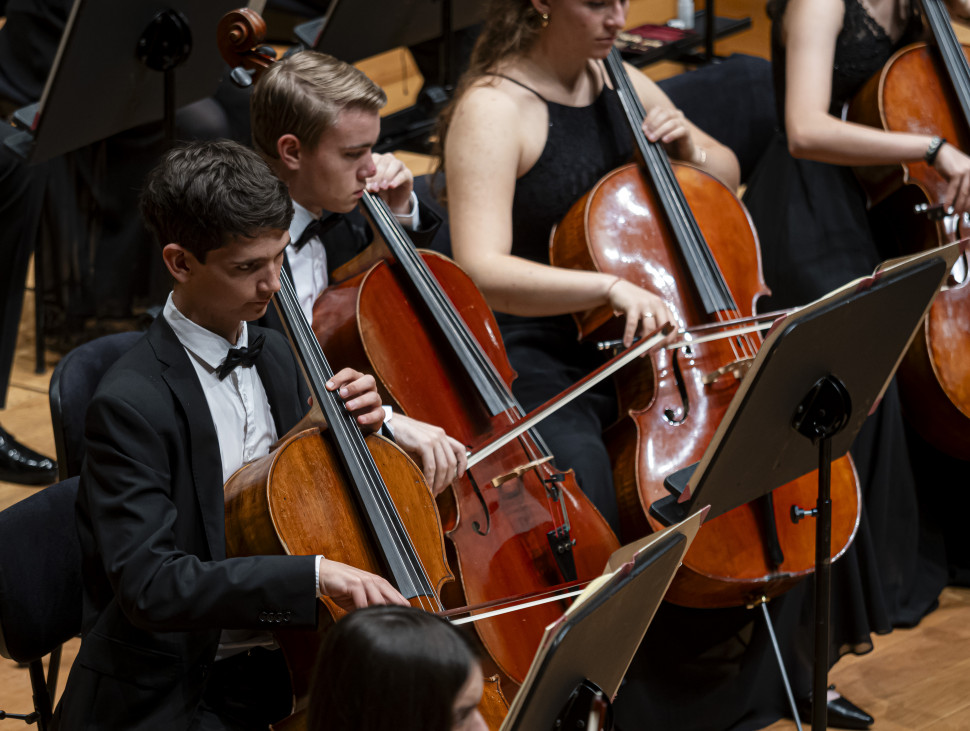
[847,40,970,459]
[223,268,510,730]
[313,246,620,686]
[224,429,454,725]
[553,161,860,608]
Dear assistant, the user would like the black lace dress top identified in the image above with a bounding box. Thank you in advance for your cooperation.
[770,0,922,124]
[502,73,632,270]
[741,1,949,716]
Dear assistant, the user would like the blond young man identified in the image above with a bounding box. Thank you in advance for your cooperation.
[252,50,465,494]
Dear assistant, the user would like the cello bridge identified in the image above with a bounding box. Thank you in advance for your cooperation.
[703,357,754,385]
[491,456,554,489]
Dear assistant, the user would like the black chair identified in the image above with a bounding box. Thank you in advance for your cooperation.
[49,331,142,480]
[0,476,81,731]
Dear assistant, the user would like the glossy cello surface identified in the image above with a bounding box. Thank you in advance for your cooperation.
[846,0,970,459]
[551,49,861,608]
[223,268,509,730]
[313,192,620,687]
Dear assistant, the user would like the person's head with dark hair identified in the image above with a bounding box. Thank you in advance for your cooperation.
[308,606,486,731]
[140,139,294,341]
[140,139,293,263]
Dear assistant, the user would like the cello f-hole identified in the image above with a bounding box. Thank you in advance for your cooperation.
[663,349,690,425]
[468,472,492,537]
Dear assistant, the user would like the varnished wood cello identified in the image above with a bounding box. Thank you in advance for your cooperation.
[847,0,970,459]
[313,190,621,688]
[223,267,509,730]
[551,48,861,608]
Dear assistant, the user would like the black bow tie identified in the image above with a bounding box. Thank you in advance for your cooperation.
[292,212,343,251]
[216,334,265,380]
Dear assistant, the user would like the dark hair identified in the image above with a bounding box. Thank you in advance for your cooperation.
[139,139,293,262]
[307,606,478,731]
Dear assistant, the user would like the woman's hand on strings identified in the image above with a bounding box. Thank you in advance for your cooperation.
[606,278,672,348]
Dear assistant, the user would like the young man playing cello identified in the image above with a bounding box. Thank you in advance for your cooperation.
[250,49,467,496]
[53,140,409,730]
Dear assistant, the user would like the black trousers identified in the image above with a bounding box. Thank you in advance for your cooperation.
[191,648,293,731]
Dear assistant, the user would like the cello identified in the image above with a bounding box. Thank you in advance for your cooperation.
[550,48,861,608]
[223,267,510,730]
[313,190,621,687]
[846,0,970,459]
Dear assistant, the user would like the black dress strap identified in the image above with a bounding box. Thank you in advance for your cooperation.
[488,73,548,103]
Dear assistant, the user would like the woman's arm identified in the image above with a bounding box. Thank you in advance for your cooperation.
[782,0,970,210]
[625,62,741,190]
[445,81,669,346]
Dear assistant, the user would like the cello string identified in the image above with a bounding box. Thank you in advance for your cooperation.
[281,272,440,604]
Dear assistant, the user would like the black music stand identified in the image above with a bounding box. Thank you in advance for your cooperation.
[649,243,962,730]
[4,0,239,163]
[295,0,484,152]
[499,511,704,731]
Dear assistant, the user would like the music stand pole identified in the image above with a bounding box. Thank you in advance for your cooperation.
[135,9,193,147]
[791,375,852,731]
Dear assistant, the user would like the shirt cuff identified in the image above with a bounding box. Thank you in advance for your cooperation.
[393,191,421,230]
[315,555,322,598]
[381,405,395,440]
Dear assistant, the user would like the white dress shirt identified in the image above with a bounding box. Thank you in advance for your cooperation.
[163,295,296,658]
[163,294,277,484]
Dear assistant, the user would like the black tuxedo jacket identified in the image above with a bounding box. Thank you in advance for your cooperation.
[54,316,317,730]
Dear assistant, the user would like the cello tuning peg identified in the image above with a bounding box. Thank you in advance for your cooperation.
[255,45,277,61]
[229,66,254,88]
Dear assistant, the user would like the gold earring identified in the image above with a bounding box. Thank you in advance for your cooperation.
[541,12,549,28]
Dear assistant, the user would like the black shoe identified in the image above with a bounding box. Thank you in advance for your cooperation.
[0,426,58,485]
[795,686,874,730]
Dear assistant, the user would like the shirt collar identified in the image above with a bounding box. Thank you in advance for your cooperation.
[162,292,249,372]
[288,200,337,247]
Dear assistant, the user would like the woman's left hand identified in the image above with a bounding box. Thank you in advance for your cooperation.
[642,106,700,164]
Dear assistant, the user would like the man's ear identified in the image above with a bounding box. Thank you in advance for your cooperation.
[277,134,302,171]
[162,243,195,283]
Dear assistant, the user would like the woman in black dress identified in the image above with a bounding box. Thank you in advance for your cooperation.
[437,0,737,532]
[743,0,970,722]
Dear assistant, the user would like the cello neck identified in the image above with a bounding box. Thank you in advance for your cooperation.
[360,192,517,416]
[274,268,437,601]
[604,48,736,317]
[919,0,970,126]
